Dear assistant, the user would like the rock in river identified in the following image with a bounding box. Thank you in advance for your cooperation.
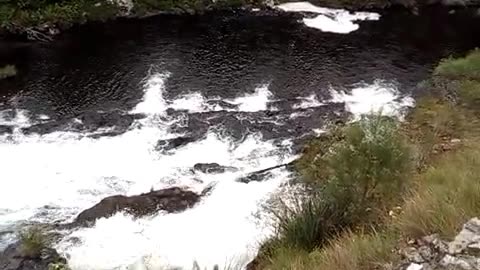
[193,163,238,174]
[0,242,67,270]
[75,187,200,226]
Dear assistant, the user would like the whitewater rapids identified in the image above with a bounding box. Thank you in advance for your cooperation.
[0,71,412,270]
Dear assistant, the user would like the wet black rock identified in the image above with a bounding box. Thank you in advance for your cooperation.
[156,136,198,152]
[0,242,67,270]
[193,163,238,174]
[237,170,273,183]
[237,162,294,183]
[74,187,201,226]
[21,111,142,137]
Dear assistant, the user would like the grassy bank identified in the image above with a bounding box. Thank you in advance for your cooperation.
[0,0,265,30]
[253,50,480,270]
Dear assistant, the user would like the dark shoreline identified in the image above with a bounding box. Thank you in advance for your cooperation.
[1,1,479,43]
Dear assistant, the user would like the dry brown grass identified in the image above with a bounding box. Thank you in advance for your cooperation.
[397,143,480,239]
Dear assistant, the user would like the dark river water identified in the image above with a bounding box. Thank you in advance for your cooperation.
[0,5,479,270]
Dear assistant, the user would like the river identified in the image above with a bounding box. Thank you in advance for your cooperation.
[0,4,479,270]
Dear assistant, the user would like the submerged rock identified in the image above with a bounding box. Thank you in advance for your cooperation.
[74,187,200,226]
[0,242,67,270]
[193,163,238,174]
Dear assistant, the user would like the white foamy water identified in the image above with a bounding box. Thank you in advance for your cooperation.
[0,73,292,270]
[224,84,273,112]
[277,2,380,33]
[330,80,415,119]
[0,70,414,270]
[168,92,220,113]
[168,84,274,113]
[293,93,324,109]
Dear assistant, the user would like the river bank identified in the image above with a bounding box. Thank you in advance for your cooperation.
[1,0,479,41]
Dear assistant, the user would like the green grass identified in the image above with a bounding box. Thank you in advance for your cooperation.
[261,230,398,270]
[0,0,121,28]
[310,230,398,270]
[397,144,480,239]
[435,50,480,80]
[0,0,265,28]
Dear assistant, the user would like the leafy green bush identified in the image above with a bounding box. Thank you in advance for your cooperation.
[267,114,411,254]
[435,50,480,80]
[19,226,47,258]
[322,115,411,215]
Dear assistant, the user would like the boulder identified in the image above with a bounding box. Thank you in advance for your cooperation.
[0,242,66,270]
[193,163,238,174]
[75,187,200,226]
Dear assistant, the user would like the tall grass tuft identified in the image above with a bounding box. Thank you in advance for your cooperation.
[19,226,47,258]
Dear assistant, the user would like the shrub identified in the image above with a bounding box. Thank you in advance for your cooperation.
[321,115,411,215]
[266,114,411,254]
[458,79,480,111]
[435,50,480,80]
[19,226,47,258]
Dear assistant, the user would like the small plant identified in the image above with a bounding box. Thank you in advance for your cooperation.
[272,194,353,251]
[0,64,17,79]
[19,226,47,258]
[48,262,71,270]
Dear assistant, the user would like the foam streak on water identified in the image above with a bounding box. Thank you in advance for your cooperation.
[277,2,380,33]
[168,84,274,113]
[330,80,415,119]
